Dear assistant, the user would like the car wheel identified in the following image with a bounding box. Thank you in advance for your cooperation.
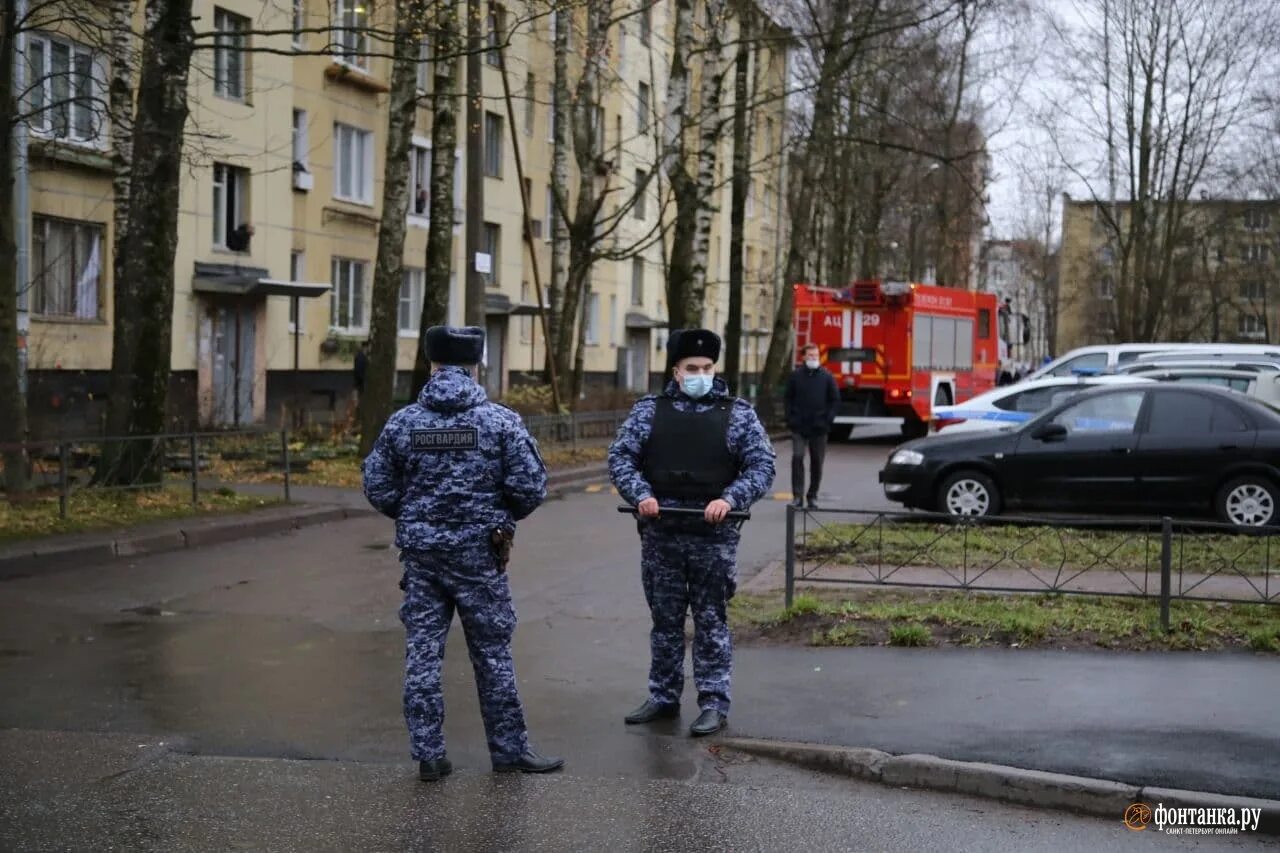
[1216,476,1279,527]
[938,470,1002,518]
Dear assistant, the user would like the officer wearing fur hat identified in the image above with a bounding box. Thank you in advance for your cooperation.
[363,325,564,780]
[608,328,776,736]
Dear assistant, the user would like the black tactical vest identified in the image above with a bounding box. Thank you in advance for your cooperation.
[642,397,738,501]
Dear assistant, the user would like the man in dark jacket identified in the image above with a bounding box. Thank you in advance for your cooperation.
[784,343,838,508]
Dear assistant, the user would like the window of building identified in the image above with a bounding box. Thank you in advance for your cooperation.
[212,163,250,249]
[633,170,647,219]
[483,222,501,287]
[1245,243,1270,264]
[292,0,304,48]
[584,290,599,344]
[610,294,618,346]
[334,0,370,70]
[637,82,650,134]
[547,80,556,143]
[746,177,755,219]
[330,257,367,331]
[1241,280,1266,301]
[409,142,430,217]
[1239,314,1266,339]
[31,215,102,320]
[594,106,606,156]
[213,8,248,100]
[289,250,305,331]
[1245,208,1270,231]
[484,112,504,177]
[1096,276,1115,299]
[334,123,374,203]
[639,2,651,45]
[26,33,105,145]
[545,185,555,240]
[631,257,644,305]
[486,5,505,66]
[292,109,309,170]
[525,73,536,134]
[400,268,424,334]
[417,37,431,92]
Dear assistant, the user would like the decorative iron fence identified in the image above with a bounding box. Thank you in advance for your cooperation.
[521,410,631,450]
[0,430,293,519]
[784,507,1280,627]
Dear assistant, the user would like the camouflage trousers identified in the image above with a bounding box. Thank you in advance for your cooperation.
[640,526,739,714]
[399,549,529,763]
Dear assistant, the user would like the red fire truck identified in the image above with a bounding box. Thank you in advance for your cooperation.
[793,280,1000,437]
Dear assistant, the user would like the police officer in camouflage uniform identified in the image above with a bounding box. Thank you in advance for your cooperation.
[609,328,776,737]
[363,325,564,781]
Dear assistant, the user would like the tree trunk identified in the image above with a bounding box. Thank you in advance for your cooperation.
[359,0,423,455]
[661,0,694,329]
[411,0,461,399]
[110,0,135,324]
[757,64,841,424]
[724,7,751,395]
[684,0,728,327]
[557,0,613,406]
[548,2,570,396]
[0,0,28,496]
[100,0,195,486]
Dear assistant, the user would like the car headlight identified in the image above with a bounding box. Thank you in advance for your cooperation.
[890,449,925,466]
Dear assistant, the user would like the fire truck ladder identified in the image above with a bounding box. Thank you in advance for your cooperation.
[796,311,812,348]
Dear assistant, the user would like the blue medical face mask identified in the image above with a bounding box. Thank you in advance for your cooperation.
[680,374,714,398]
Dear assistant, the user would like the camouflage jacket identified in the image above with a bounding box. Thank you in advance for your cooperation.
[362,367,547,551]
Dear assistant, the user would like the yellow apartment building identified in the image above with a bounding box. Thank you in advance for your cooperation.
[1057,195,1280,352]
[21,0,790,434]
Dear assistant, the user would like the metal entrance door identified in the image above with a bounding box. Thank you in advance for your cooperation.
[484,318,505,398]
[211,301,256,426]
[627,329,650,392]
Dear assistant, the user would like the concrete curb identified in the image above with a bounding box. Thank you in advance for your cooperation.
[0,506,375,580]
[720,737,1280,835]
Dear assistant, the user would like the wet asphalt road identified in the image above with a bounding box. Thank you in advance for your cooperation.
[1,431,1278,849]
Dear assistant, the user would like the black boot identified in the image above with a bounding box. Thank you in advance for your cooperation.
[418,757,453,781]
[624,699,680,724]
[690,708,727,737]
[492,750,565,774]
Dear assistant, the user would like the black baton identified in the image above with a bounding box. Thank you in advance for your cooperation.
[616,504,750,521]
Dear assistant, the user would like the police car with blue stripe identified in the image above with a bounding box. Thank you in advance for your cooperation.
[931,374,1154,433]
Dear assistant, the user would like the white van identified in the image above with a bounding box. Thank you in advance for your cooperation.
[1025,343,1280,381]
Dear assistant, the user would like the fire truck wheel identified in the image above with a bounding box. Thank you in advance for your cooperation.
[937,470,1002,517]
[901,418,928,439]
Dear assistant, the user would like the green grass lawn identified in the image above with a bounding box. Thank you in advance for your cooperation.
[730,589,1280,653]
[0,487,280,544]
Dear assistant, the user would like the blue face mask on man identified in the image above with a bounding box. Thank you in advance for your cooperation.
[680,374,714,398]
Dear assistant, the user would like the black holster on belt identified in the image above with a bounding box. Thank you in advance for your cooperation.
[490,526,515,572]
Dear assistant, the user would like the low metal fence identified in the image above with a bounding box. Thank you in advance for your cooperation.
[0,430,293,520]
[784,507,1280,626]
[521,410,630,450]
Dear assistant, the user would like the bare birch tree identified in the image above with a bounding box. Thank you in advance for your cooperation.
[359,0,432,454]
[1044,0,1279,342]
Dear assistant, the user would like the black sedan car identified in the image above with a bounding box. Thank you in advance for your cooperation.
[879,383,1280,526]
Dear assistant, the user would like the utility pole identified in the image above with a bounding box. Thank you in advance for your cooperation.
[464,0,485,331]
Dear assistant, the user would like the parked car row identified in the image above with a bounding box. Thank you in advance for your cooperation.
[882,383,1280,527]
